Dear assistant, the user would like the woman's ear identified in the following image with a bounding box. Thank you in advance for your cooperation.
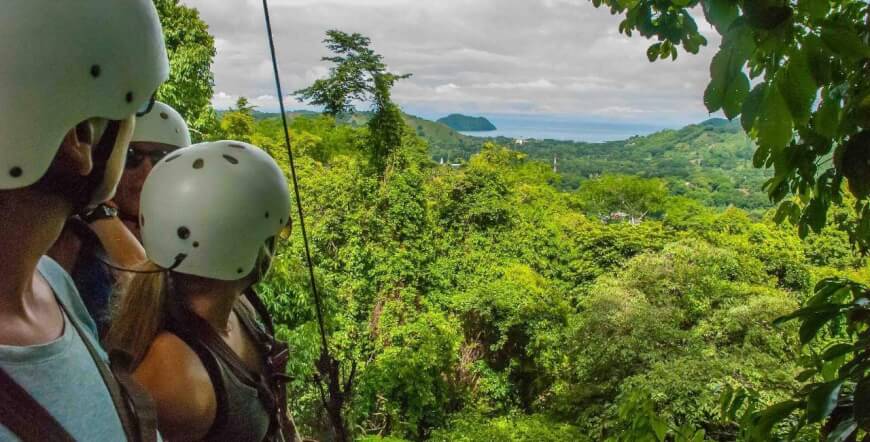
[58,121,96,177]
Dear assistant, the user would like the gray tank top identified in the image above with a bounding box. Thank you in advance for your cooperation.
[207,353,271,442]
[168,304,272,442]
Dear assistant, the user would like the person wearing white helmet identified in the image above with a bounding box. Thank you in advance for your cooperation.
[49,102,191,335]
[117,101,193,239]
[107,141,303,442]
[0,1,168,441]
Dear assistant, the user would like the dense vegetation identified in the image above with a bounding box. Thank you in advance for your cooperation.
[591,0,870,439]
[157,0,870,440]
[245,110,865,441]
[257,111,772,212]
[436,114,497,132]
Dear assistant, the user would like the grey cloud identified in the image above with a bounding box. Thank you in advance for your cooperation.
[182,0,720,125]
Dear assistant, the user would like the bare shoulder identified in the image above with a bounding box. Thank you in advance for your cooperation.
[133,331,217,442]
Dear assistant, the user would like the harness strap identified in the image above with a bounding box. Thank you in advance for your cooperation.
[58,295,156,442]
[165,318,232,441]
[0,367,76,442]
[108,350,159,442]
[241,290,300,442]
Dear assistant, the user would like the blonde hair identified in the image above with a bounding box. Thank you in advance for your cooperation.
[105,261,170,365]
[106,244,275,366]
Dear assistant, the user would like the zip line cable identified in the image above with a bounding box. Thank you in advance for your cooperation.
[262,5,353,440]
[261,0,330,354]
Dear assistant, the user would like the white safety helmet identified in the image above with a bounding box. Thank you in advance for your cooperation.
[140,141,292,281]
[132,102,192,148]
[0,0,169,189]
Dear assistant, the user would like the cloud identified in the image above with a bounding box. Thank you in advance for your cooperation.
[181,0,719,125]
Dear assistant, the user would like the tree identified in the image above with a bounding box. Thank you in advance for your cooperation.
[576,175,668,223]
[219,97,256,143]
[295,30,412,174]
[588,0,870,438]
[153,0,218,141]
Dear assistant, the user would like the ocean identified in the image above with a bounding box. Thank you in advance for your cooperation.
[457,114,676,143]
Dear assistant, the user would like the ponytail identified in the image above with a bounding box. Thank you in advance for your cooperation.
[105,261,170,366]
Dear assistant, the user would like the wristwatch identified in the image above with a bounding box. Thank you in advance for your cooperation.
[82,203,119,224]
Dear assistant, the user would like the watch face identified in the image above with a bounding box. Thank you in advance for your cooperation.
[84,204,118,223]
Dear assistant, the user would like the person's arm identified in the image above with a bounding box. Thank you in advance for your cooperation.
[82,202,146,269]
[133,332,217,442]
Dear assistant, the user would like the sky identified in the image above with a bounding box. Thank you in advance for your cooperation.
[181,0,721,127]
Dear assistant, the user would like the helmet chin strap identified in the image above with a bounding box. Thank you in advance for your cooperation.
[96,253,187,274]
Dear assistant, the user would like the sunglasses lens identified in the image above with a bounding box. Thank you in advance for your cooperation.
[125,148,143,169]
[151,150,171,164]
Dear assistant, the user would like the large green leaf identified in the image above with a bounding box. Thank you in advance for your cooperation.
[780,51,818,125]
[742,83,767,132]
[742,2,793,30]
[752,400,801,439]
[821,344,853,361]
[702,0,739,33]
[806,379,845,423]
[804,35,833,86]
[647,42,663,62]
[705,25,754,114]
[814,92,841,138]
[799,308,841,344]
[723,72,750,119]
[821,25,870,60]
[704,50,730,112]
[756,85,793,152]
[797,0,829,20]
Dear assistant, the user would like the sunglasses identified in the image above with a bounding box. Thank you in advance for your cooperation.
[125,146,174,169]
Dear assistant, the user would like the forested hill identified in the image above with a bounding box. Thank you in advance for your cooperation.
[253,110,770,211]
[419,116,770,210]
[436,114,497,131]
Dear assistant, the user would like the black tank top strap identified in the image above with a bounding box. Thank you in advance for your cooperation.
[163,319,231,440]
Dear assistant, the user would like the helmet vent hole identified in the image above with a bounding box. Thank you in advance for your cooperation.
[280,218,284,225]
[160,112,169,120]
[222,154,238,165]
[193,241,200,248]
[165,153,181,163]
[192,159,204,169]
[9,167,22,178]
[265,211,270,219]
[140,215,145,227]
[177,226,191,240]
[228,143,246,150]
[237,268,244,274]
[125,92,134,103]
[90,65,101,78]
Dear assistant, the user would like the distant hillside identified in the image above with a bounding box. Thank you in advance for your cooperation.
[217,109,318,121]
[437,114,497,131]
[250,110,767,210]
[428,118,771,211]
[333,111,474,157]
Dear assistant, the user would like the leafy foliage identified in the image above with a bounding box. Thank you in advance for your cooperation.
[239,101,861,439]
[294,30,412,174]
[431,118,773,211]
[591,0,870,438]
[153,0,218,141]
